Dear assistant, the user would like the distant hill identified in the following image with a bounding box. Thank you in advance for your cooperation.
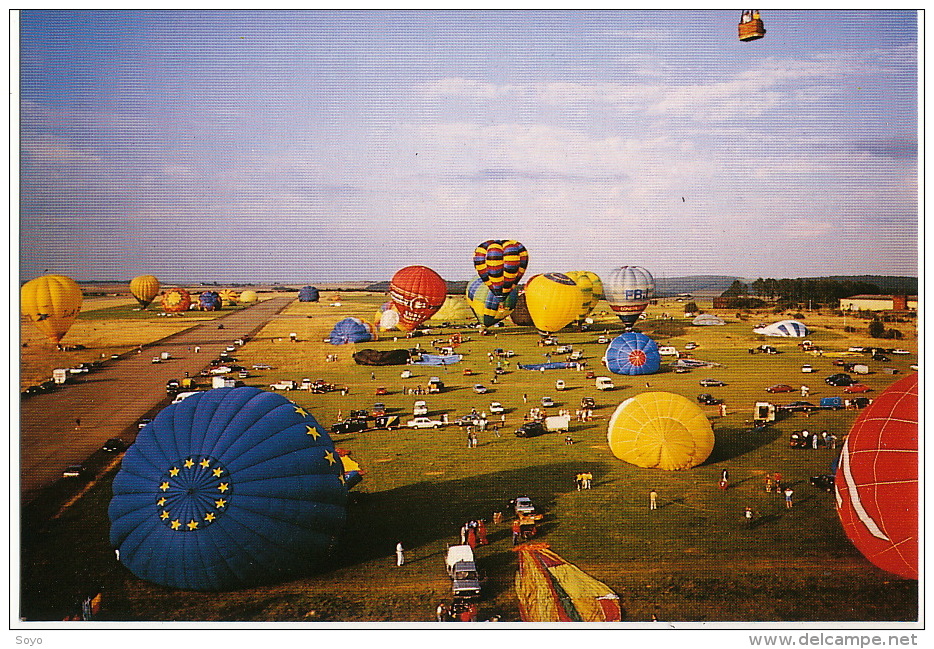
[364,280,469,295]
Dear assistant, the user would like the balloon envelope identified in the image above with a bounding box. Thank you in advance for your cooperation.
[603,266,655,326]
[130,275,160,308]
[466,277,518,327]
[161,288,192,313]
[239,290,258,304]
[429,297,474,323]
[21,275,83,344]
[604,333,661,375]
[388,265,447,332]
[199,291,222,311]
[329,317,377,345]
[378,308,400,331]
[835,372,918,580]
[298,286,320,302]
[510,293,535,326]
[109,387,347,591]
[218,289,240,306]
[473,239,529,297]
[565,271,603,321]
[607,392,714,470]
[524,273,582,334]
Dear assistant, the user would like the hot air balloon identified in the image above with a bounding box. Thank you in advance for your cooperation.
[510,292,535,326]
[466,277,519,328]
[378,308,400,332]
[603,266,655,327]
[514,543,622,622]
[607,392,714,470]
[161,287,192,313]
[21,274,83,345]
[218,289,240,306]
[199,291,222,311]
[298,286,320,302]
[473,239,529,297]
[523,273,582,334]
[108,387,347,591]
[129,275,160,308]
[239,290,258,304]
[329,317,377,345]
[604,332,661,376]
[388,265,447,332]
[835,372,917,580]
[428,297,473,323]
[565,271,604,321]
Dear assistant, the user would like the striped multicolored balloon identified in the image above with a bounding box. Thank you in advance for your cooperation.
[473,239,528,297]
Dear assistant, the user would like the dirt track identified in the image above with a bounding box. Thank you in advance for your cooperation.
[19,296,293,504]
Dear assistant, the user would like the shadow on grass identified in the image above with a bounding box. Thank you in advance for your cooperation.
[333,461,610,570]
[704,425,782,464]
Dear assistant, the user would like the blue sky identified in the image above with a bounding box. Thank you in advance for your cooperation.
[18,10,918,283]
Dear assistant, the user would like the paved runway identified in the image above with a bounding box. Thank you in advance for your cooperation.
[19,296,293,504]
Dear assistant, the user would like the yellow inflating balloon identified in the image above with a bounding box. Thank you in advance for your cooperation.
[219,289,240,306]
[607,392,714,470]
[21,275,83,344]
[239,290,258,304]
[523,273,582,333]
[429,297,473,322]
[129,275,160,308]
[565,271,603,320]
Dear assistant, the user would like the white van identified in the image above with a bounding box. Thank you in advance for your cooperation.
[596,377,615,391]
[172,391,200,404]
[413,400,428,415]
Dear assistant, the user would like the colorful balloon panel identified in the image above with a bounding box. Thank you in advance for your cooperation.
[199,291,221,311]
[129,275,160,308]
[109,387,347,591]
[466,277,518,327]
[473,239,528,297]
[388,265,447,332]
[604,332,661,376]
[218,289,240,306]
[523,273,582,334]
[835,373,918,580]
[161,287,192,313]
[21,274,83,344]
[607,392,714,470]
[603,266,655,326]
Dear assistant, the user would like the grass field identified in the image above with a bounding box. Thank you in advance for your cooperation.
[19,293,918,622]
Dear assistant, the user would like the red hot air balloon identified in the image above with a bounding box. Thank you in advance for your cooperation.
[388,265,447,332]
[473,240,528,297]
[835,372,918,580]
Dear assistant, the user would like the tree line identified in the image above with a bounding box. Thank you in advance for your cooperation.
[721,278,882,306]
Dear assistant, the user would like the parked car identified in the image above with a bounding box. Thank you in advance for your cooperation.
[372,402,387,416]
[513,496,536,516]
[540,396,554,407]
[62,463,89,479]
[413,400,428,416]
[595,377,615,391]
[849,397,872,409]
[269,380,296,391]
[555,380,566,391]
[102,437,126,452]
[685,342,698,350]
[489,402,504,414]
[826,373,856,387]
[455,414,485,427]
[331,418,369,435]
[766,384,795,393]
[407,416,444,429]
[166,379,180,392]
[597,335,610,344]
[697,393,722,405]
[555,345,573,354]
[843,383,872,393]
[473,384,488,394]
[782,401,817,412]
[890,349,910,355]
[580,396,596,409]
[138,418,153,429]
[375,386,388,395]
[515,421,547,438]
[872,353,890,362]
[252,363,273,370]
[699,378,726,387]
[585,370,596,379]
[801,364,816,373]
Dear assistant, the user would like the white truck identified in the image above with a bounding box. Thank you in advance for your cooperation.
[269,380,297,391]
[52,368,70,385]
[596,376,615,391]
[544,414,571,432]
[445,545,481,599]
[413,400,428,416]
[212,376,236,389]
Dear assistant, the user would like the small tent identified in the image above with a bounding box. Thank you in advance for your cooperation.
[753,319,809,337]
[693,314,725,326]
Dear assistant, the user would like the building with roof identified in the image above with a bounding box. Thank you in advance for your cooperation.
[839,295,917,312]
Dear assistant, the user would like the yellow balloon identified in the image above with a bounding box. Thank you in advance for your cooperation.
[429,297,473,322]
[239,290,258,304]
[565,271,604,320]
[607,392,714,470]
[523,273,582,333]
[21,275,83,344]
[219,289,240,306]
[129,274,160,308]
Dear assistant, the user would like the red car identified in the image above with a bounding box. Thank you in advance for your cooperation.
[766,384,795,393]
[843,383,872,393]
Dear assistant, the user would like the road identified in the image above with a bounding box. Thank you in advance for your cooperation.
[19,296,293,505]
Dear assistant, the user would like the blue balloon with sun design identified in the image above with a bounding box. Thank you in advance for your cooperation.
[108,387,348,591]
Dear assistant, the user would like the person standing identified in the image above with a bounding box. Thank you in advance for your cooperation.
[784,487,794,509]
[478,519,488,545]
[395,541,405,566]
[765,474,773,493]
[649,489,658,510]
[584,472,593,489]
[511,519,521,546]
[719,468,729,490]
[744,506,755,527]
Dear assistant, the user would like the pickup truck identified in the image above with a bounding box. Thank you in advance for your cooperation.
[407,416,444,429]
[269,380,297,391]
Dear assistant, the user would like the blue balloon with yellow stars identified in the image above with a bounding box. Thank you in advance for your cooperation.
[108,387,348,591]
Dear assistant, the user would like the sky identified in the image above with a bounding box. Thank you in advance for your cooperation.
[17,10,919,284]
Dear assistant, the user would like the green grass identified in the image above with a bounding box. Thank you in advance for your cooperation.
[19,296,918,622]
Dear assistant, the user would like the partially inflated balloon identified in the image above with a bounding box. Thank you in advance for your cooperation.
[604,266,655,327]
[835,373,918,580]
[130,275,160,308]
[510,293,534,326]
[298,286,320,302]
[388,265,447,332]
[109,387,347,590]
[473,240,528,297]
[429,297,474,323]
[565,271,603,321]
[467,277,519,328]
[604,332,661,376]
[161,288,192,313]
[219,289,240,306]
[200,291,222,311]
[329,317,377,345]
[379,308,400,332]
[523,273,582,334]
[239,290,258,304]
[607,392,714,470]
[21,275,83,344]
